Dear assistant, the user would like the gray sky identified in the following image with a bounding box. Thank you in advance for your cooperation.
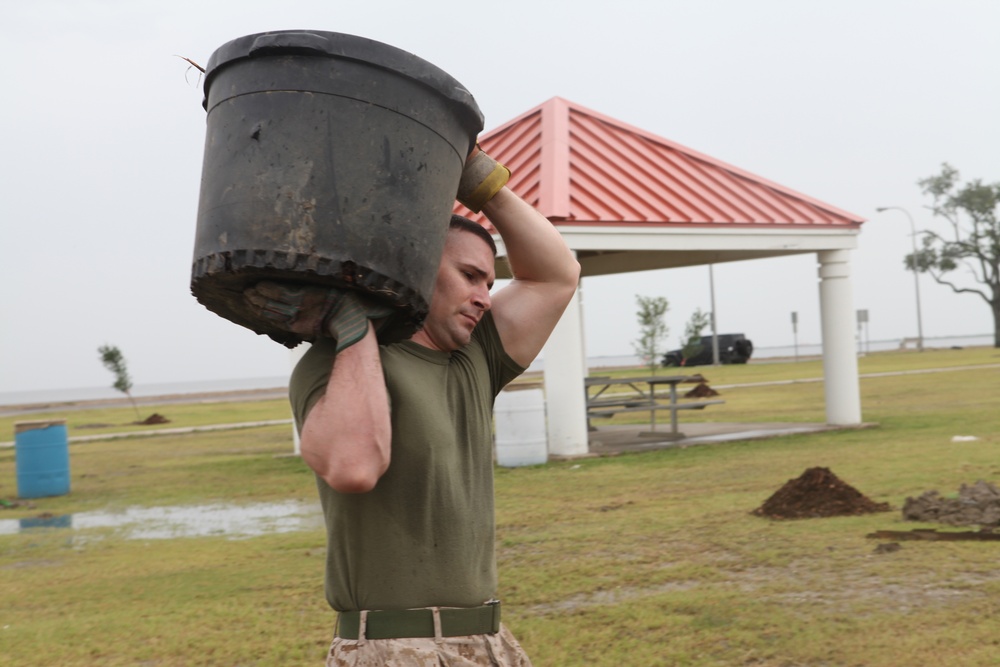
[2,0,998,395]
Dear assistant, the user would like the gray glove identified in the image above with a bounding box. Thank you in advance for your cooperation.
[244,282,393,351]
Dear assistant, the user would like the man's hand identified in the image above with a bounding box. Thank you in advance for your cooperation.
[457,146,510,213]
[244,282,331,339]
[244,282,393,351]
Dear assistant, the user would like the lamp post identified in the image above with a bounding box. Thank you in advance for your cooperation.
[875,206,925,352]
[708,264,720,365]
[791,311,798,362]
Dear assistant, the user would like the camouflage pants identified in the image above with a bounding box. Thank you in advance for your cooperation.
[325,623,533,666]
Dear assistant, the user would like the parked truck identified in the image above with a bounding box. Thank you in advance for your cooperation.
[662,333,754,367]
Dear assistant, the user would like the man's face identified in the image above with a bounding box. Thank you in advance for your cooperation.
[410,228,495,352]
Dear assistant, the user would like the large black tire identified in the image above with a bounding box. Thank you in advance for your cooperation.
[733,339,754,362]
[191,30,484,348]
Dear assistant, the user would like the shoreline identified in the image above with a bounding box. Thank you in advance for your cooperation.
[0,386,290,418]
[2,340,993,417]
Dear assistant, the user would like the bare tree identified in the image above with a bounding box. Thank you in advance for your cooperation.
[98,344,141,419]
[632,295,669,374]
[913,164,1000,347]
[680,308,712,363]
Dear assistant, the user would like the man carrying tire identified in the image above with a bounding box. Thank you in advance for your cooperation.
[245,146,580,666]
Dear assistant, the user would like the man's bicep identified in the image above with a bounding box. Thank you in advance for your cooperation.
[490,279,576,368]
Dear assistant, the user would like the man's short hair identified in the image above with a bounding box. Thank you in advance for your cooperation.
[449,215,497,256]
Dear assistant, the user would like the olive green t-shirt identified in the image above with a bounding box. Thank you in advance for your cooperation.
[289,311,524,611]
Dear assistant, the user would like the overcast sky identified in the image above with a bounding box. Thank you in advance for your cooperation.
[2,0,998,396]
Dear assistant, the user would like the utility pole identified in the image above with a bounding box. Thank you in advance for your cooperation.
[709,264,720,365]
[791,311,798,362]
[875,207,925,351]
[857,309,869,356]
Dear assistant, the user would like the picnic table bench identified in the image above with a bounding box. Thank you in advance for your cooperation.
[585,374,724,439]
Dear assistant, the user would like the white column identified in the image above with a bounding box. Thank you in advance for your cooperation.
[542,284,590,457]
[289,344,310,454]
[817,250,862,425]
[578,280,590,376]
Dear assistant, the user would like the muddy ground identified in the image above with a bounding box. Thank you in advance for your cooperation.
[754,467,1000,531]
[902,480,1000,527]
[752,467,891,519]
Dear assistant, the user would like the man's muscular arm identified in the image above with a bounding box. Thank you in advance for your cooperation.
[243,283,392,493]
[485,186,582,368]
[299,323,391,493]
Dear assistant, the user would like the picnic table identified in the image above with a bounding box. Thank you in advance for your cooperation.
[585,374,724,439]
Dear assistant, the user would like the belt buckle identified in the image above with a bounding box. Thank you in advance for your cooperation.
[485,598,501,633]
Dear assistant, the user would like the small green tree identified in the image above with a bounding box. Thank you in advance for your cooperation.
[681,308,712,363]
[632,295,669,374]
[913,163,1000,347]
[98,344,140,419]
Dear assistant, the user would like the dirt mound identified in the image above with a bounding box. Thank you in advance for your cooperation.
[902,481,1000,527]
[752,467,891,519]
[684,382,719,398]
[134,413,170,425]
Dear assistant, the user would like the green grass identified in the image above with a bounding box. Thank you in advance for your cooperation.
[2,347,1000,666]
[0,398,293,444]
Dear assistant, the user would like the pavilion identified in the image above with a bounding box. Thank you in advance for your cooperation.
[455,97,866,457]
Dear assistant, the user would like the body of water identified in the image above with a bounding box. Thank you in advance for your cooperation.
[0,376,290,408]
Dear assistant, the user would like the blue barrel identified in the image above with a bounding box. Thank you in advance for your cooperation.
[14,420,71,499]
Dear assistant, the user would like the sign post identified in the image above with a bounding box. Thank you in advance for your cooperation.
[791,311,798,362]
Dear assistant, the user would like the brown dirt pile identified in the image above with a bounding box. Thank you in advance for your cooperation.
[752,467,891,519]
[683,382,719,398]
[134,413,170,425]
[902,481,1000,527]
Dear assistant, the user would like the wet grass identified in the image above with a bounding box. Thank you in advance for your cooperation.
[0,425,312,515]
[1,347,1000,665]
[1,528,331,666]
[0,398,293,443]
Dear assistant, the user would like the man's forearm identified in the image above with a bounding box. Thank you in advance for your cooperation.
[299,324,391,493]
[482,187,580,288]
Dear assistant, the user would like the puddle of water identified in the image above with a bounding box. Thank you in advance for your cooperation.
[0,500,323,540]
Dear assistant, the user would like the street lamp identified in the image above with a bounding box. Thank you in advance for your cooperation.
[708,264,720,365]
[875,206,925,352]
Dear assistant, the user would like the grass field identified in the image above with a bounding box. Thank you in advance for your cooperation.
[1,346,999,666]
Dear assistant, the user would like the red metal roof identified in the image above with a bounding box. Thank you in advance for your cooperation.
[455,96,864,228]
